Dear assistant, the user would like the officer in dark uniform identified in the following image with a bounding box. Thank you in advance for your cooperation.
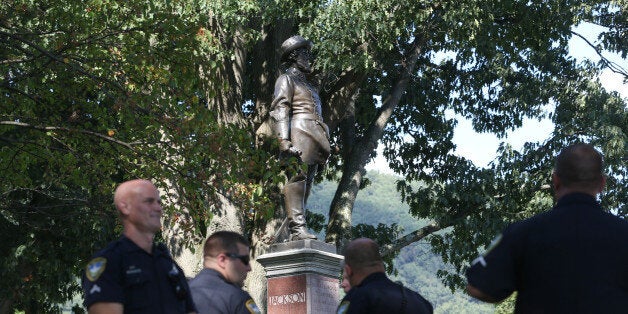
[270,35,331,241]
[337,238,433,314]
[189,231,261,314]
[82,179,196,314]
[466,143,628,313]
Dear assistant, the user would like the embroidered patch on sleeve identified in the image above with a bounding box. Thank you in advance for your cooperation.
[89,284,101,294]
[472,234,504,267]
[337,300,350,314]
[86,257,107,282]
[483,234,503,257]
[245,299,261,314]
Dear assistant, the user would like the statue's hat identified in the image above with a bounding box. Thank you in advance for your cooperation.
[280,35,313,61]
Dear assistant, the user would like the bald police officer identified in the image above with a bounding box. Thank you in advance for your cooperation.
[82,179,196,314]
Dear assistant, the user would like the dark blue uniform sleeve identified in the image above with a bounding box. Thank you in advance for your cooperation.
[177,266,197,313]
[466,226,520,301]
[337,288,370,314]
[413,290,434,314]
[82,251,124,308]
[233,293,262,314]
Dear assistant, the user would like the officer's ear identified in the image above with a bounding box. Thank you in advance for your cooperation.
[551,172,561,192]
[597,175,606,194]
[343,264,352,277]
[117,201,131,216]
[216,253,229,269]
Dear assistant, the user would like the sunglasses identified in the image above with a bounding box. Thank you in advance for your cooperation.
[225,253,250,266]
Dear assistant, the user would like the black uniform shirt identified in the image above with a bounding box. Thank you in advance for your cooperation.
[336,272,433,314]
[189,268,260,314]
[82,235,196,313]
[466,193,628,313]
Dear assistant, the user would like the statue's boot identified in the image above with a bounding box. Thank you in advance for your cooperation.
[284,180,317,241]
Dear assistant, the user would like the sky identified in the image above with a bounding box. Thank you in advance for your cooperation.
[367,23,627,173]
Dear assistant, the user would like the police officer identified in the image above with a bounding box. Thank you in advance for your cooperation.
[270,35,331,241]
[189,231,261,314]
[341,271,352,293]
[466,143,628,313]
[82,179,196,314]
[337,238,433,314]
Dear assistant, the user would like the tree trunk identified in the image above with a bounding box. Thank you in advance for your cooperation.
[326,41,424,251]
[203,15,248,128]
[166,192,245,273]
[246,214,286,314]
[0,299,13,314]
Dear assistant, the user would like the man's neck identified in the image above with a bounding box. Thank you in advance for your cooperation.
[123,229,154,253]
[288,65,312,75]
[351,269,385,287]
[555,188,597,201]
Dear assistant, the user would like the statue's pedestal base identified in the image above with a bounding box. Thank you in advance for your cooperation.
[257,240,344,314]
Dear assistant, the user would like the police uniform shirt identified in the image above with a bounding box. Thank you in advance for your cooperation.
[189,268,261,314]
[337,272,433,314]
[82,235,196,313]
[466,192,628,313]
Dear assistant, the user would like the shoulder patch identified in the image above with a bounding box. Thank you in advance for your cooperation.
[245,299,261,314]
[483,234,503,256]
[337,300,350,314]
[86,257,107,282]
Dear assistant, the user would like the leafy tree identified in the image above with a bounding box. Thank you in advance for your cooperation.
[1,0,627,312]
[0,0,282,311]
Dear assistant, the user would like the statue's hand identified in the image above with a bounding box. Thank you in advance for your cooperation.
[279,140,301,157]
[287,146,302,157]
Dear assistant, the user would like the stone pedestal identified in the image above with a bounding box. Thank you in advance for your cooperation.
[257,240,344,314]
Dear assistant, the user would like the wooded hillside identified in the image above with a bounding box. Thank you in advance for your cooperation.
[308,171,494,313]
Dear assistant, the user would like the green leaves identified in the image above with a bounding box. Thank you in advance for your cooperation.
[1,0,626,310]
[0,0,259,310]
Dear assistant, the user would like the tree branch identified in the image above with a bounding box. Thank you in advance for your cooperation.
[380,221,443,257]
[0,120,209,187]
[0,84,46,106]
[0,120,138,149]
[0,30,128,93]
[571,30,628,79]
[1,187,89,205]
[326,25,434,249]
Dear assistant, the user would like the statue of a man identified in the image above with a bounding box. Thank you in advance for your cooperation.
[270,35,331,241]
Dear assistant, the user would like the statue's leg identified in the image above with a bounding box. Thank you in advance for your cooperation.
[283,178,317,241]
[304,164,318,205]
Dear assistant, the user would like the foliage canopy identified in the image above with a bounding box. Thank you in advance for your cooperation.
[1,0,626,311]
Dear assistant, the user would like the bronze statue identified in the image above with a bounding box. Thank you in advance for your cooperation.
[270,35,331,241]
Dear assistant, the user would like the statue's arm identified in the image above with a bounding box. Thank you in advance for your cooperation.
[270,75,299,155]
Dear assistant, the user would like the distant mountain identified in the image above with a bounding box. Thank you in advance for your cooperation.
[308,171,494,313]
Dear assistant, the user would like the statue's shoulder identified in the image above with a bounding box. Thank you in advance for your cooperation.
[274,72,292,90]
[285,67,307,80]
[274,67,306,90]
